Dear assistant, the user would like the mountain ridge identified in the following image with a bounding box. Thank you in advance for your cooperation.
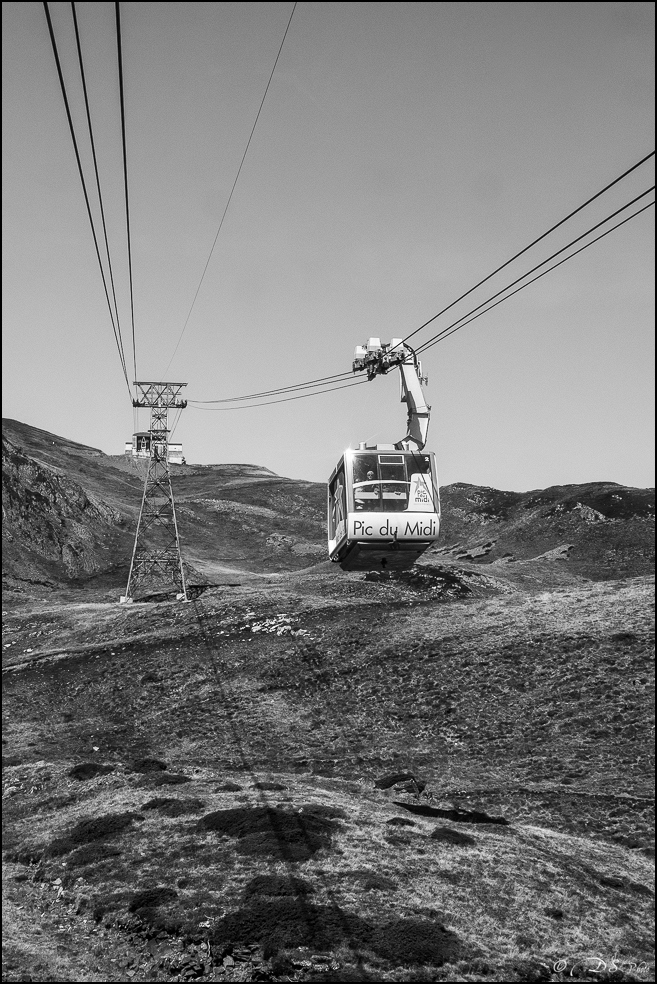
[2,418,654,599]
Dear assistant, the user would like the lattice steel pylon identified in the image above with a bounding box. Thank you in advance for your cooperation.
[121,382,188,602]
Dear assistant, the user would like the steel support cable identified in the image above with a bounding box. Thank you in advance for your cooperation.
[43,1,132,399]
[416,199,655,356]
[115,2,137,385]
[70,3,124,367]
[188,376,368,410]
[169,406,183,441]
[187,201,654,412]
[414,185,655,354]
[190,154,655,409]
[192,370,355,403]
[160,1,298,381]
[402,150,655,348]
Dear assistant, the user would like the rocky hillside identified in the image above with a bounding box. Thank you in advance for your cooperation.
[2,419,654,597]
[432,482,655,580]
[2,435,131,584]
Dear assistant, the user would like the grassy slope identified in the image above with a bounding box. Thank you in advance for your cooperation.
[3,419,655,599]
[2,569,654,982]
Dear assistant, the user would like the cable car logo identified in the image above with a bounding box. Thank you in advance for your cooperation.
[409,473,433,511]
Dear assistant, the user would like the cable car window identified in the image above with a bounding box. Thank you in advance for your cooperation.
[378,454,407,512]
[406,453,431,477]
[353,454,381,511]
[406,453,434,511]
[329,468,346,539]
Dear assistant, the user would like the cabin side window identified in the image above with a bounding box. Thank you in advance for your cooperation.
[353,454,381,511]
[329,467,347,539]
[405,453,436,511]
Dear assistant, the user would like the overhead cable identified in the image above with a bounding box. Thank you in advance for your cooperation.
[43,1,132,399]
[160,1,298,380]
[70,2,124,371]
[188,377,368,411]
[417,198,655,355]
[192,370,354,404]
[415,185,655,353]
[190,183,654,408]
[402,150,655,347]
[189,192,654,410]
[115,1,138,385]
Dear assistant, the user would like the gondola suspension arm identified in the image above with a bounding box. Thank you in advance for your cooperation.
[352,338,430,451]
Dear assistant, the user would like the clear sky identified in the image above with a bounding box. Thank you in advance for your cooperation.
[3,2,655,490]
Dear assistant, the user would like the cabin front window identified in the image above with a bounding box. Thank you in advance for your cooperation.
[353,454,382,511]
[352,452,436,513]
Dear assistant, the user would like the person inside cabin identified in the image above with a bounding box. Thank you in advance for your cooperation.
[367,470,381,497]
[355,469,381,510]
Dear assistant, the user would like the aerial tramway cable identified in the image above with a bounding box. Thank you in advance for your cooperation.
[186,150,654,409]
[70,1,125,372]
[115,1,138,387]
[415,198,655,356]
[192,370,355,404]
[187,177,655,410]
[413,185,656,354]
[401,150,655,348]
[188,377,368,411]
[160,2,298,381]
[43,1,132,400]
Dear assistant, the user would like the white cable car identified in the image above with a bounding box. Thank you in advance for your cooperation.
[328,338,440,571]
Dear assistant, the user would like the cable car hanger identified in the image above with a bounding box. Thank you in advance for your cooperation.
[352,338,430,452]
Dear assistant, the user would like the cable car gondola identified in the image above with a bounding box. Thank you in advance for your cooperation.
[328,339,440,571]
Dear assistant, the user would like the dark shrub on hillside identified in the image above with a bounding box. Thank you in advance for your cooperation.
[371,919,461,965]
[430,826,476,846]
[67,843,122,867]
[242,874,314,900]
[198,805,338,861]
[47,812,140,856]
[210,899,460,968]
[394,801,508,825]
[129,887,178,912]
[68,762,114,781]
[130,757,168,773]
[141,797,205,816]
[5,844,44,865]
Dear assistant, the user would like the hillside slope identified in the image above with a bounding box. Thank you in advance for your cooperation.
[2,419,654,600]
[2,573,654,982]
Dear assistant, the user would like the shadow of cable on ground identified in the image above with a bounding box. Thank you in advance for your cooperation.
[190,602,465,975]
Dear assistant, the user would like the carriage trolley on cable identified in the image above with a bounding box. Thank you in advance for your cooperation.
[328,338,440,572]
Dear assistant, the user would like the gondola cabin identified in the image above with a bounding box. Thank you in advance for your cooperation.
[328,447,440,571]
